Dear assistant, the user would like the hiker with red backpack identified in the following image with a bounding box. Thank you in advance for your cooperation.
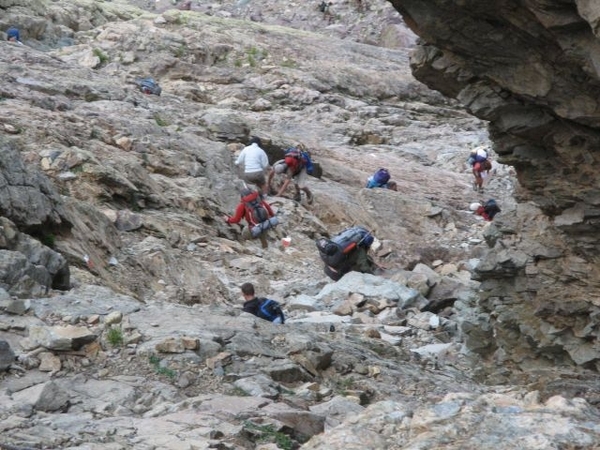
[224,187,279,248]
[467,147,492,193]
[268,144,314,204]
[475,199,501,221]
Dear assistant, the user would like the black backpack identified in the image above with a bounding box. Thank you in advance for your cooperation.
[137,78,162,96]
[483,199,501,219]
[316,226,374,269]
[258,298,284,323]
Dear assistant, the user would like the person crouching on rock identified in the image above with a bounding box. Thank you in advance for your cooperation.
[316,226,381,281]
[224,187,279,248]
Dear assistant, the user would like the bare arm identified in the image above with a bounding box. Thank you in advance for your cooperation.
[276,178,291,197]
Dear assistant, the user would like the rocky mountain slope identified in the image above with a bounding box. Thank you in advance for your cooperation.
[1,0,600,449]
[390,0,600,376]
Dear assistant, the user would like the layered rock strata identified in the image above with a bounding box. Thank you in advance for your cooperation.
[389,0,600,371]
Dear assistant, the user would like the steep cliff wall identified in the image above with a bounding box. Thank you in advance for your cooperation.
[388,0,600,371]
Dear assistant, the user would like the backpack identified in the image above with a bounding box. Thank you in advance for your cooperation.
[242,190,269,226]
[372,168,390,187]
[258,298,284,323]
[138,78,162,96]
[316,226,374,269]
[483,199,501,219]
[241,189,279,237]
[284,147,314,175]
[7,27,20,41]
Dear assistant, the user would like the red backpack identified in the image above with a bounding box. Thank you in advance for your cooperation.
[284,148,305,175]
[241,189,269,226]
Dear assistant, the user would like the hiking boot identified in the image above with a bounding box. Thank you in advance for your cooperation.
[472,182,478,192]
[294,193,302,202]
[306,191,314,205]
[478,186,485,193]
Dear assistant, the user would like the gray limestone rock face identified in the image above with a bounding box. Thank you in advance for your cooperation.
[388,0,600,373]
[0,340,16,371]
[0,0,599,448]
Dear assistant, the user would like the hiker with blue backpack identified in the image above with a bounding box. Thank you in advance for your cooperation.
[366,168,397,191]
[467,146,492,193]
[268,143,315,204]
[316,226,379,281]
[240,282,285,324]
[224,187,279,248]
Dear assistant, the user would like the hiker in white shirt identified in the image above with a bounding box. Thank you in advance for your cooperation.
[236,136,270,194]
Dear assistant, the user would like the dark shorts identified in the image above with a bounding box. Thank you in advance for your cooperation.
[245,170,266,187]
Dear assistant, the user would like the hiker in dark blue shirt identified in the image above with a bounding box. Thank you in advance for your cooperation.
[240,282,284,324]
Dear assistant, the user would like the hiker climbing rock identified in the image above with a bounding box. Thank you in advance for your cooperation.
[467,146,492,193]
[268,144,314,204]
[236,136,270,195]
[366,168,397,191]
[474,199,501,221]
[316,226,380,281]
[240,282,285,324]
[224,187,278,248]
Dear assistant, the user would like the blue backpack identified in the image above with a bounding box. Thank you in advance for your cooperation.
[366,168,390,188]
[137,78,162,96]
[258,298,284,323]
[284,147,314,175]
[6,27,20,41]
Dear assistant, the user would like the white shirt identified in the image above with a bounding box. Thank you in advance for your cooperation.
[235,143,269,173]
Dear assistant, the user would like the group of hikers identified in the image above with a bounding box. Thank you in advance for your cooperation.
[224,136,316,254]
[232,138,502,324]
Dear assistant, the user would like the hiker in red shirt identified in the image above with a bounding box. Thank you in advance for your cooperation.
[224,187,278,248]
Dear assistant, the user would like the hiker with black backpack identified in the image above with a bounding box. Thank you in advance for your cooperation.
[475,199,501,221]
[240,282,285,324]
[224,187,279,248]
[268,143,314,204]
[316,226,379,281]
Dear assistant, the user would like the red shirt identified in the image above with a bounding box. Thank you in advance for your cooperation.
[226,192,274,226]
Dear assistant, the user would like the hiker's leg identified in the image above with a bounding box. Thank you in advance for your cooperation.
[473,169,483,187]
[259,234,268,249]
[241,227,252,240]
[354,248,375,274]
[295,170,310,202]
[292,180,302,201]
[302,187,313,204]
